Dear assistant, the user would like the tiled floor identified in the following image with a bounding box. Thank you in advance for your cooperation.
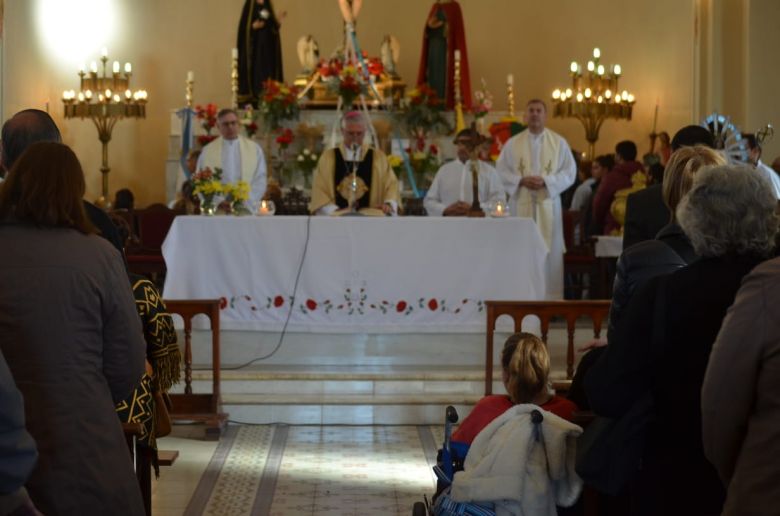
[152,424,439,516]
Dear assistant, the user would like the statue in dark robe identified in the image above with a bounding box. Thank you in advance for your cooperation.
[237,0,284,106]
[416,0,471,110]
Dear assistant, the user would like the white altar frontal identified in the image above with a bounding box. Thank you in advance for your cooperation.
[163,216,548,333]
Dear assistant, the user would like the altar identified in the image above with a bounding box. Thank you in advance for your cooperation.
[162,216,548,333]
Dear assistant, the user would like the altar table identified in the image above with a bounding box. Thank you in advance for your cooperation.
[162,216,548,333]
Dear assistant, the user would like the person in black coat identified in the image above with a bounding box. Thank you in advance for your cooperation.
[585,164,779,516]
[622,125,715,250]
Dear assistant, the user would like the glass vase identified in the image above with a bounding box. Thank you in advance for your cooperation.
[198,193,220,216]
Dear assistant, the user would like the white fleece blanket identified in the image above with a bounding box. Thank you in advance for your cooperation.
[450,404,583,516]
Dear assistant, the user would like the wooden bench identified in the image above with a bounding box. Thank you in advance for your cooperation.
[164,299,227,440]
[484,300,611,395]
[123,423,179,516]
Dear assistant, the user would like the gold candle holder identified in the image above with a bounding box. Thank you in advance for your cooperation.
[507,75,516,119]
[185,72,194,108]
[231,48,239,109]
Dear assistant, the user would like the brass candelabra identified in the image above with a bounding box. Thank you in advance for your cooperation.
[62,48,147,209]
[550,47,634,158]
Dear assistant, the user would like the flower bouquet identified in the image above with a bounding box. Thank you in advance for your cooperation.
[241,104,259,138]
[195,103,218,147]
[259,79,300,131]
[407,141,440,192]
[191,167,224,215]
[325,65,367,109]
[401,85,450,139]
[294,148,319,188]
[225,180,252,215]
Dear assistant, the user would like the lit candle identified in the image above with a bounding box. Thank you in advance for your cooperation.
[597,64,605,76]
[593,48,601,59]
[576,92,584,102]
[187,70,194,82]
[587,61,595,72]
[570,61,578,74]
[231,48,238,60]
[125,89,132,99]
[124,62,132,74]
[614,64,622,76]
[90,61,98,73]
[105,88,112,98]
[552,89,561,99]
[584,88,592,98]
[113,94,121,102]
[112,61,120,74]
[78,92,85,102]
[259,200,269,215]
[85,90,93,100]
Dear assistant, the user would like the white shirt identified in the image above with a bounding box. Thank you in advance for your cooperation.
[570,177,596,211]
[194,138,267,208]
[424,159,506,216]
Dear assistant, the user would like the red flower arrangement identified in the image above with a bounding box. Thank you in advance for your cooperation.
[275,128,294,149]
[195,103,219,148]
[403,85,450,137]
[259,79,300,131]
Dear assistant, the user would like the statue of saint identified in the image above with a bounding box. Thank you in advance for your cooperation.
[338,0,362,25]
[237,0,285,106]
[417,0,471,110]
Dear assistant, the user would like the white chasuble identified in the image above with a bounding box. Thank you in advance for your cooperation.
[508,130,561,249]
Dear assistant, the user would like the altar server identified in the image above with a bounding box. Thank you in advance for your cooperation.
[424,127,505,216]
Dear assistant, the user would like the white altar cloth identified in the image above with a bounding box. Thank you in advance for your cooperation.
[162,216,548,333]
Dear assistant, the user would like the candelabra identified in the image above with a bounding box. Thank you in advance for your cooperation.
[550,47,635,158]
[62,48,147,209]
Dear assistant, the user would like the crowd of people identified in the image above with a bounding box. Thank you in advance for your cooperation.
[3,99,780,515]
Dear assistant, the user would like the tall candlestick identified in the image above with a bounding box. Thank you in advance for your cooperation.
[231,50,239,108]
[507,73,516,119]
[454,49,465,132]
[185,71,194,108]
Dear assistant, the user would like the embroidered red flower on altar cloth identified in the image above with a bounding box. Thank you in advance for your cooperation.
[396,301,407,312]
[274,296,284,307]
[219,297,228,310]
[306,299,318,311]
[428,299,438,311]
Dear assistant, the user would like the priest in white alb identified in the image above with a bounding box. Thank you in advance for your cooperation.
[193,108,267,208]
[424,128,505,216]
[496,99,576,299]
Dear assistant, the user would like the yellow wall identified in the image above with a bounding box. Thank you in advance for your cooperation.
[0,0,736,206]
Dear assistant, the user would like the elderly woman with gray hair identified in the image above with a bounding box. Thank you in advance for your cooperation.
[585,163,778,516]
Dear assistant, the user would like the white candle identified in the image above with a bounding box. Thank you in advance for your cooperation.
[112,61,120,74]
[454,49,461,62]
[259,200,269,214]
[124,62,132,74]
[232,48,238,60]
[507,74,514,86]
[187,70,194,82]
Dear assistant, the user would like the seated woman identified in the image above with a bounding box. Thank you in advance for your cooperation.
[585,163,779,516]
[453,332,577,445]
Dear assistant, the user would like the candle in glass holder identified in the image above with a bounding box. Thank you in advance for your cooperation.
[491,200,508,218]
[258,199,275,216]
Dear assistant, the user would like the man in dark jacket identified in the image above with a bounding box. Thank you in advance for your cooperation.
[592,140,644,234]
[622,125,715,249]
[0,110,124,255]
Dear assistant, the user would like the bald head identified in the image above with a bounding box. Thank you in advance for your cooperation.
[1,109,62,172]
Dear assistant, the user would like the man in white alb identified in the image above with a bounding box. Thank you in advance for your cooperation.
[194,108,267,208]
[496,99,576,299]
[424,128,505,216]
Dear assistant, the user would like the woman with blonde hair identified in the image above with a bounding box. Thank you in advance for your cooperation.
[452,332,577,445]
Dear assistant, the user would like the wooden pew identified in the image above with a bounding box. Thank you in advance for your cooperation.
[484,300,611,395]
[164,299,227,440]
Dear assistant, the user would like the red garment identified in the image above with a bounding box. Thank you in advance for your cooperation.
[451,394,578,445]
[416,1,472,109]
[592,161,645,235]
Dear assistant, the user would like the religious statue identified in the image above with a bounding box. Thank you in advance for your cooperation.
[417,0,471,110]
[237,0,285,106]
[296,35,320,75]
[380,35,401,78]
[338,0,362,25]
